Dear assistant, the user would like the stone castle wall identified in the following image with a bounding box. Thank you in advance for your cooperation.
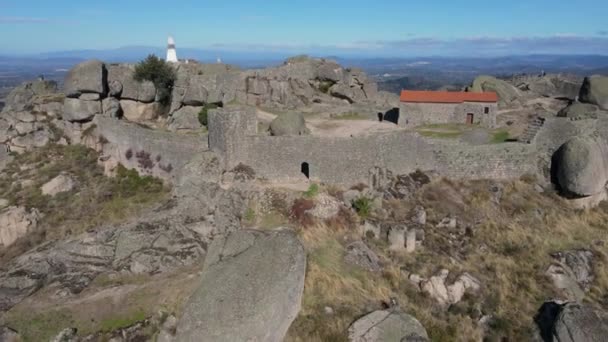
[209,108,537,186]
[399,102,497,128]
[94,116,205,182]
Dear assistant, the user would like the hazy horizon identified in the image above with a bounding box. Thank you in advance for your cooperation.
[1,0,607,57]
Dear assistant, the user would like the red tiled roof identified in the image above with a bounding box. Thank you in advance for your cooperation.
[400,90,498,103]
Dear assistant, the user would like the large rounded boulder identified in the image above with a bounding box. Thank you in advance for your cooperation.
[175,230,306,342]
[348,309,429,342]
[64,60,107,97]
[107,64,156,102]
[471,75,521,108]
[555,136,608,197]
[269,112,310,136]
[536,302,608,342]
[579,75,608,110]
[557,102,599,118]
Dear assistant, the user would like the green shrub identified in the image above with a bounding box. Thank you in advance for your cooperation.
[133,54,176,105]
[352,196,372,219]
[244,207,256,222]
[198,103,219,126]
[303,183,319,198]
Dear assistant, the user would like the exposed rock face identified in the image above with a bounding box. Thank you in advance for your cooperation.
[471,75,521,108]
[524,75,582,99]
[347,309,429,342]
[41,173,75,196]
[1,80,59,113]
[536,302,608,342]
[557,102,600,118]
[175,229,306,342]
[63,98,102,122]
[420,270,481,306]
[107,64,157,102]
[102,97,122,118]
[238,57,382,110]
[555,136,608,197]
[120,100,161,123]
[64,60,107,97]
[168,106,202,132]
[0,206,40,248]
[344,241,382,272]
[170,63,241,113]
[579,75,608,110]
[546,249,594,302]
[269,112,310,136]
[0,327,20,342]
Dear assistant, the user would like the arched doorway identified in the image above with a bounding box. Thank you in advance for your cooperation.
[301,162,310,179]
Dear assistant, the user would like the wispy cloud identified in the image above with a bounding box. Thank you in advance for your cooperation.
[598,30,608,36]
[208,34,608,56]
[0,16,50,24]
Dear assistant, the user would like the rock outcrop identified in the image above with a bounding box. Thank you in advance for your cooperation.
[64,60,107,97]
[536,302,608,342]
[546,249,594,302]
[347,309,429,342]
[519,74,582,100]
[554,136,608,197]
[471,75,522,108]
[107,64,157,102]
[1,80,61,114]
[269,112,310,136]
[175,229,306,342]
[557,102,600,118]
[167,106,202,132]
[579,75,608,110]
[0,206,40,248]
[41,173,75,196]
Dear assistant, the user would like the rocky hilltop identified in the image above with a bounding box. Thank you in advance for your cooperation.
[0,57,607,341]
[60,56,396,130]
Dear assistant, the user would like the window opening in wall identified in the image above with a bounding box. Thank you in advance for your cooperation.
[301,162,310,179]
[484,107,489,114]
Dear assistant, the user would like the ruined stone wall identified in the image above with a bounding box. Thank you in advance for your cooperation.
[240,132,437,185]
[399,102,496,128]
[208,108,544,186]
[430,140,537,179]
[94,116,205,182]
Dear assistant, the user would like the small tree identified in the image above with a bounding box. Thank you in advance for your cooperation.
[133,54,176,105]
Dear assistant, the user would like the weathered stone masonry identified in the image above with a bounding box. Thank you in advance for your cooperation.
[208,108,538,185]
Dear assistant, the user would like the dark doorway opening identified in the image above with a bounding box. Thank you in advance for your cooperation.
[466,113,474,124]
[378,113,383,122]
[301,162,310,179]
[384,108,400,125]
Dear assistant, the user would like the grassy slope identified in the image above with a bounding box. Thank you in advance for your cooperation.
[285,178,608,341]
[0,144,169,264]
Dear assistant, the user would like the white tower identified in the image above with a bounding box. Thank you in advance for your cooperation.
[166,36,178,63]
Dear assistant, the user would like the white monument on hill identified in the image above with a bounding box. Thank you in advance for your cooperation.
[166,36,178,63]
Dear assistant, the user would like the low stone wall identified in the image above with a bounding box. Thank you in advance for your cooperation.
[431,141,537,179]
[94,116,206,182]
[240,132,436,185]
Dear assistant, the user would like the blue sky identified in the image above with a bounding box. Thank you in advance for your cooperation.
[1,0,607,56]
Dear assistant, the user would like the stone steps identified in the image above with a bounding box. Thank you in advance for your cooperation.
[518,116,546,144]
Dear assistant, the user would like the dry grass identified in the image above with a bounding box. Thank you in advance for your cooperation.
[0,144,169,263]
[286,178,608,341]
